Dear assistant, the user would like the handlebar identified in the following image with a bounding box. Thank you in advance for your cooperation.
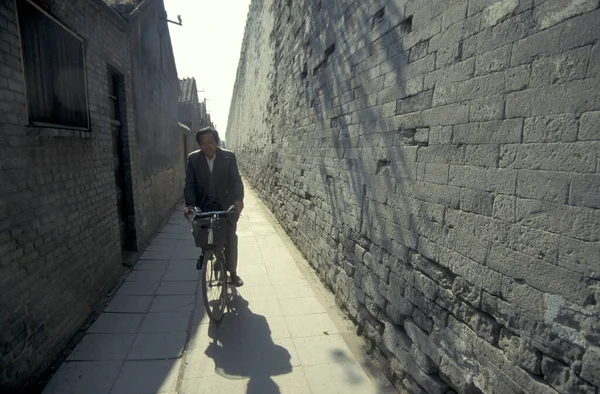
[188,204,236,220]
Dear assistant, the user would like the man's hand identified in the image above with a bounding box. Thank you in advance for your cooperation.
[234,200,244,214]
[184,206,192,219]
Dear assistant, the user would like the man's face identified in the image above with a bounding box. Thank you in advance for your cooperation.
[200,133,217,159]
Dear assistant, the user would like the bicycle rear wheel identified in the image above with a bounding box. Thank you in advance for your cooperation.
[201,249,227,322]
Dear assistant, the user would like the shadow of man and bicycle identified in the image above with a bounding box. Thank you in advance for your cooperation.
[202,292,293,394]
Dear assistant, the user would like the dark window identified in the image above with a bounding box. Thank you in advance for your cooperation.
[108,71,120,123]
[17,0,89,130]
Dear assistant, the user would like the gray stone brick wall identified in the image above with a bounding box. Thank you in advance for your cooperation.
[0,0,185,390]
[226,0,600,393]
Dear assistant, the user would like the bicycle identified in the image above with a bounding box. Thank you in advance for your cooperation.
[187,205,236,323]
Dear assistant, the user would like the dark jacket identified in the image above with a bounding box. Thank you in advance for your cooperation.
[184,147,244,210]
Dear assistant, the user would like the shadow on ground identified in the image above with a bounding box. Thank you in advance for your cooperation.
[203,294,293,394]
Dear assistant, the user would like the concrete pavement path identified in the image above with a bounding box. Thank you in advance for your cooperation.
[43,186,396,394]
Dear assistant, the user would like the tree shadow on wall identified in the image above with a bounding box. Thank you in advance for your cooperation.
[260,0,452,393]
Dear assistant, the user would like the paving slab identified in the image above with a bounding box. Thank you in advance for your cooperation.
[88,313,144,334]
[127,332,187,360]
[67,334,136,361]
[43,186,391,394]
[42,361,122,394]
[139,311,191,333]
[110,359,181,394]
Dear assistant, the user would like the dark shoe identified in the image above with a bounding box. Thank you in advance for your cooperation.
[229,274,244,287]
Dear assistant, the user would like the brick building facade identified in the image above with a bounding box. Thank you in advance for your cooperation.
[0,0,187,390]
[227,0,600,393]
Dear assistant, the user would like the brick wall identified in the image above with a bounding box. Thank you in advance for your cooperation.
[226,0,600,393]
[0,0,185,389]
[0,0,131,388]
[127,0,184,247]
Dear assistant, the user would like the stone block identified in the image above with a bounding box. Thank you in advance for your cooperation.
[558,236,600,278]
[464,144,499,168]
[421,103,470,126]
[506,79,600,118]
[475,44,511,76]
[505,64,532,92]
[581,348,600,387]
[452,119,523,144]
[423,58,475,89]
[454,301,501,345]
[410,254,455,289]
[451,277,482,308]
[516,169,570,203]
[499,328,541,375]
[510,21,564,66]
[441,1,468,30]
[542,356,597,394]
[579,111,600,141]
[490,244,590,306]
[449,166,517,194]
[536,0,598,30]
[412,307,434,334]
[481,292,537,339]
[419,163,449,185]
[396,90,434,115]
[428,125,452,144]
[589,42,600,77]
[482,0,518,28]
[530,46,590,88]
[523,114,578,143]
[515,197,600,242]
[500,142,598,173]
[570,171,600,208]
[469,96,505,121]
[382,319,412,358]
[404,285,449,329]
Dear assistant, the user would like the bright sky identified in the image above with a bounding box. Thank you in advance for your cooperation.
[164,0,251,138]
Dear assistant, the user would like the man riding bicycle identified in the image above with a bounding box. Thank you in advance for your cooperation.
[184,127,245,287]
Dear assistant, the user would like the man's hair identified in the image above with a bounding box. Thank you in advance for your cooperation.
[196,127,220,145]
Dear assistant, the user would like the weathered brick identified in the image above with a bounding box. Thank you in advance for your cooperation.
[469,96,505,121]
[441,0,468,30]
[396,89,434,114]
[459,188,494,216]
[424,58,475,89]
[489,244,590,305]
[449,165,517,194]
[499,328,541,375]
[523,114,578,143]
[516,169,570,203]
[570,174,600,209]
[542,355,597,394]
[506,79,600,118]
[579,111,600,141]
[428,125,453,144]
[500,142,599,173]
[530,46,591,88]
[589,42,600,78]
[558,236,600,278]
[453,119,523,144]
[482,0,519,28]
[475,44,511,76]
[516,197,600,242]
[537,0,599,31]
[581,348,600,387]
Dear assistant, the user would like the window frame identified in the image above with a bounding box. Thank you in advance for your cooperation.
[15,0,91,131]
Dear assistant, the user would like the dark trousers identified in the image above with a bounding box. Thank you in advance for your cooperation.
[203,201,238,275]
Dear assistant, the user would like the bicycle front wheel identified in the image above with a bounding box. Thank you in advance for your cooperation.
[201,249,227,322]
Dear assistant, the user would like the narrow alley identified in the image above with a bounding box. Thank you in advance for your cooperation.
[42,185,396,394]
